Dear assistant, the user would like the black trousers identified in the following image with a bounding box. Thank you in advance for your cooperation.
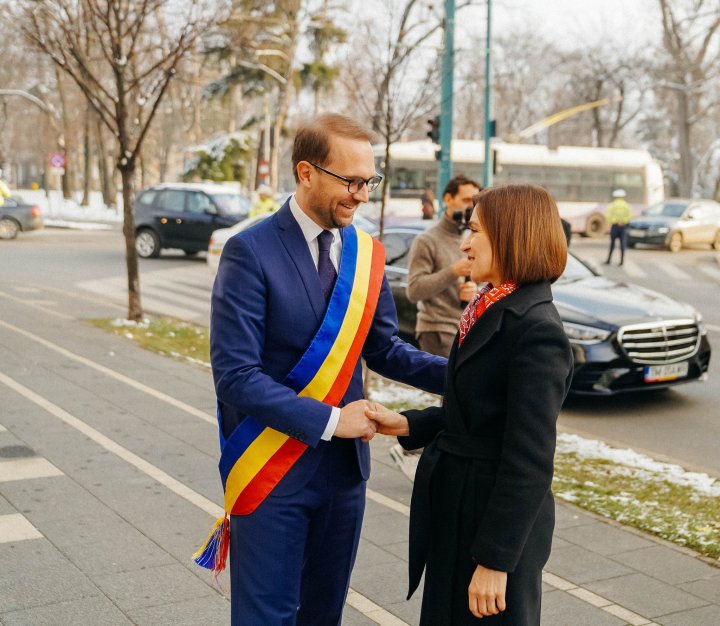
[607,224,627,264]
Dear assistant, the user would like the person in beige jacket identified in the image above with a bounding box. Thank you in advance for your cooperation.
[407,175,481,358]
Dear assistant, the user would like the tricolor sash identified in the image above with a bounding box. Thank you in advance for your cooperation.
[194,225,385,575]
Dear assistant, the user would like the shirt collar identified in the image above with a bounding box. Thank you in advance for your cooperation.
[289,194,340,245]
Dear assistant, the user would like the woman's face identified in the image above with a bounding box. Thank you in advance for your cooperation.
[461,208,502,286]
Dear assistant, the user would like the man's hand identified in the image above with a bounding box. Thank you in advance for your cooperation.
[452,257,473,277]
[459,280,478,303]
[335,400,377,441]
[468,564,507,618]
[365,403,410,436]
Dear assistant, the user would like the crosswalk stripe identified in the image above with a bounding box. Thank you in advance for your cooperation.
[697,264,720,282]
[0,513,43,543]
[655,261,691,281]
[619,259,646,278]
[0,457,64,483]
[0,424,6,432]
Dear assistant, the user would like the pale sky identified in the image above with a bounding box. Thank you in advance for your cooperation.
[459,0,660,50]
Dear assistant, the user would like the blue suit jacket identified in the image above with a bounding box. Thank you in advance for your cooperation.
[210,201,446,495]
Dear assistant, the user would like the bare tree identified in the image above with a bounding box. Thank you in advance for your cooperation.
[342,0,448,237]
[657,0,720,196]
[22,0,214,320]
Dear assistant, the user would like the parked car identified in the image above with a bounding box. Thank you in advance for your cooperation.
[0,195,43,240]
[627,199,720,252]
[134,183,251,258]
[206,212,377,277]
[381,226,711,395]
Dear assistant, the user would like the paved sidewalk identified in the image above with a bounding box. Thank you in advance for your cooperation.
[0,282,718,625]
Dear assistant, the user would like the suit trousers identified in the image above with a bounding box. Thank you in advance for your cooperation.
[229,437,365,626]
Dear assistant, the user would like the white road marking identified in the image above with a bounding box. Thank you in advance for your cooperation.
[543,571,657,625]
[0,290,73,320]
[0,424,6,432]
[0,371,222,518]
[655,260,691,281]
[0,457,64,483]
[0,371,411,626]
[0,319,215,425]
[620,259,646,278]
[366,488,410,516]
[697,263,720,282]
[0,513,43,543]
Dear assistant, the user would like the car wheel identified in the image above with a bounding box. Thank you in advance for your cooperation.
[183,250,199,257]
[668,232,683,253]
[584,214,606,238]
[135,229,161,258]
[0,217,20,240]
[713,231,720,250]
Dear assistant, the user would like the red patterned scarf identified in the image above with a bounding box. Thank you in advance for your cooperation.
[458,281,518,346]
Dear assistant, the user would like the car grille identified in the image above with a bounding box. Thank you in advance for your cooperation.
[617,319,700,365]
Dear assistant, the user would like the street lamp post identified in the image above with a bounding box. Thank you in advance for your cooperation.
[436,0,455,207]
[482,0,493,188]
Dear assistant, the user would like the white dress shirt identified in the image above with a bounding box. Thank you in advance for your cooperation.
[289,195,342,441]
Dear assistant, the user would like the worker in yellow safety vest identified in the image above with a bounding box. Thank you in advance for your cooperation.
[249,185,280,218]
[604,189,632,266]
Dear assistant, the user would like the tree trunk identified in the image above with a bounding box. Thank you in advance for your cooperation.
[96,115,115,207]
[81,103,91,206]
[54,66,75,200]
[119,162,143,321]
[676,90,693,197]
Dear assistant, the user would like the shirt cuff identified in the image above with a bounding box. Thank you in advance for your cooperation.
[321,406,341,441]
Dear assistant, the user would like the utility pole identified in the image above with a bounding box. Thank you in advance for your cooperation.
[482,0,493,188]
[436,0,455,207]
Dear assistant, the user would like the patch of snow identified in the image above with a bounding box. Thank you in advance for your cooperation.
[557,433,720,497]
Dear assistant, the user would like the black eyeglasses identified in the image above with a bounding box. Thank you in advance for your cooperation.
[309,162,383,194]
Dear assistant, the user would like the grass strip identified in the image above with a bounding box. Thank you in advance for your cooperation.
[89,316,210,367]
[91,316,720,564]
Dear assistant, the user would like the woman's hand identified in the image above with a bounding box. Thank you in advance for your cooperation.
[468,564,507,618]
[365,403,410,436]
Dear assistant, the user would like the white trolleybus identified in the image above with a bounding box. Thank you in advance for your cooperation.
[371,140,664,236]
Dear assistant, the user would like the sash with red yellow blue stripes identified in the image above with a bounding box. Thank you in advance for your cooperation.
[194,225,385,576]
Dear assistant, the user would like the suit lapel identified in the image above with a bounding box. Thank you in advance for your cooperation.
[276,202,325,323]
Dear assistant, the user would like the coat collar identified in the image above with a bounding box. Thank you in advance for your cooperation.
[454,281,553,371]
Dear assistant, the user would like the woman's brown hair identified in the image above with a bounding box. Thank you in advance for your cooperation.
[291,114,377,182]
[473,184,567,285]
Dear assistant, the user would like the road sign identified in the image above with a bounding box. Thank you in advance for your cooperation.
[49,152,66,169]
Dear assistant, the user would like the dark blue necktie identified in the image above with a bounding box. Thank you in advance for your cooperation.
[317,229,337,303]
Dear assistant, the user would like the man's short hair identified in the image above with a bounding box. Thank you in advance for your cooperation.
[473,184,567,285]
[443,174,481,198]
[291,114,377,182]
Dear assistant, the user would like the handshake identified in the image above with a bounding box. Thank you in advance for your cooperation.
[335,399,410,441]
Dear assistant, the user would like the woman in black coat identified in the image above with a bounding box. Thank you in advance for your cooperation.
[368,184,573,625]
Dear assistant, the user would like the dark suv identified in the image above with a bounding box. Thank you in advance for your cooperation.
[134,183,250,258]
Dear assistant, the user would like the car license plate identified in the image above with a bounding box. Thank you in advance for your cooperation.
[644,362,689,382]
[628,229,646,237]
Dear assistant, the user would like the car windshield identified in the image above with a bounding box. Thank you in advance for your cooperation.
[643,202,687,218]
[556,253,595,284]
[211,193,250,216]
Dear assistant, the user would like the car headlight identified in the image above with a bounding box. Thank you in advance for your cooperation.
[563,322,612,344]
[657,227,670,234]
[696,313,707,336]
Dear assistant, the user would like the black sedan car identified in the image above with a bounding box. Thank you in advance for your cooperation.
[134,183,250,258]
[381,227,711,395]
[0,195,43,240]
[626,199,720,252]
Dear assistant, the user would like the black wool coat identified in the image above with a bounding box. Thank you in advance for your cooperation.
[398,281,573,626]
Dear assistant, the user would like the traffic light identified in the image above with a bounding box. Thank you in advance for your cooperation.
[427,116,440,143]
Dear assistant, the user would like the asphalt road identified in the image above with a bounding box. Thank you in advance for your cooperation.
[2,226,719,476]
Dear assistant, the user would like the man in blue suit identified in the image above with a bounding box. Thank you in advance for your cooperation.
[211,113,446,625]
